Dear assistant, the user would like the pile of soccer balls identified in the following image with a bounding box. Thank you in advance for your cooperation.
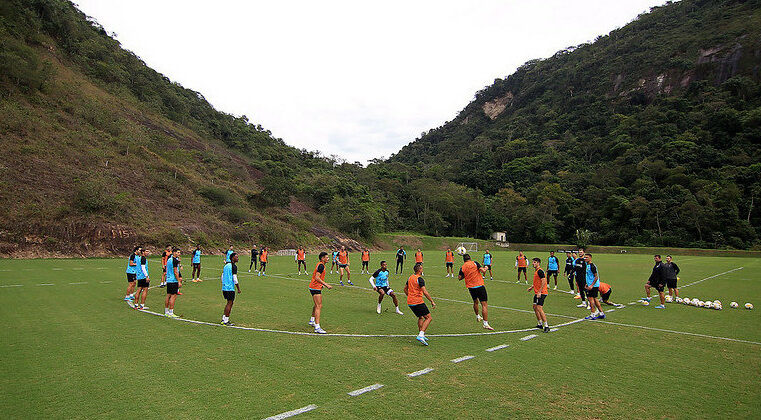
[673,297,754,310]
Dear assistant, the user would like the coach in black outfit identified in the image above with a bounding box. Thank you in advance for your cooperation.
[643,255,667,308]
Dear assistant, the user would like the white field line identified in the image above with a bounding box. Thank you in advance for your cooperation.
[590,319,761,346]
[0,284,23,288]
[520,334,537,341]
[607,309,615,313]
[347,383,383,397]
[52,268,63,271]
[407,368,434,378]
[68,282,87,285]
[485,344,509,352]
[680,267,744,289]
[489,278,575,295]
[263,404,318,420]
[37,283,55,286]
[549,328,559,332]
[100,281,112,284]
[71,268,84,271]
[450,355,475,363]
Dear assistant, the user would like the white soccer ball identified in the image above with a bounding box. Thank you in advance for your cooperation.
[713,300,721,307]
[665,295,673,303]
[455,246,467,256]
[730,301,739,308]
[691,298,699,306]
[745,303,754,310]
[642,300,650,306]
[681,297,689,304]
[697,301,705,307]
[714,304,722,310]
[675,297,683,303]
[704,301,713,309]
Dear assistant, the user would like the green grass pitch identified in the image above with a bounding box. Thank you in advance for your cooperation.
[1,250,760,418]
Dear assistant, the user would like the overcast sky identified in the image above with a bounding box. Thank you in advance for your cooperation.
[74,0,669,164]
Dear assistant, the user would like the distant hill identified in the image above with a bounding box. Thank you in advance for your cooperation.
[384,0,761,249]
[0,0,376,256]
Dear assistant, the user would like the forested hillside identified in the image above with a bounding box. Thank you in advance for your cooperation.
[384,0,761,249]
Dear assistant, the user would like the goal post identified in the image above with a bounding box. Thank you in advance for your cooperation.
[456,242,478,252]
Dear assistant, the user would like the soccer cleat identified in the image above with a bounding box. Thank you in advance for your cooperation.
[416,336,429,346]
[476,314,483,322]
[395,308,404,315]
[543,326,550,333]
[314,327,327,334]
[221,321,234,326]
[159,284,165,288]
[576,302,587,307]
[308,320,315,326]
[640,297,651,302]
[483,324,494,331]
[553,286,557,290]
[574,294,581,299]
[584,315,596,320]
[340,281,344,286]
[377,304,382,314]
[348,281,354,285]
[596,313,606,319]
[127,300,135,308]
[654,304,665,309]
[535,324,543,329]
[490,277,493,281]
[123,296,132,301]
[166,313,179,318]
[140,305,148,310]
[248,270,251,273]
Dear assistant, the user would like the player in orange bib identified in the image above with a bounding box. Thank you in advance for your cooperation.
[258,247,268,276]
[360,248,370,274]
[527,257,550,333]
[308,252,333,334]
[404,263,436,345]
[296,246,307,275]
[337,246,353,286]
[459,254,493,330]
[415,249,424,264]
[444,248,455,277]
[516,251,529,284]
[598,281,620,306]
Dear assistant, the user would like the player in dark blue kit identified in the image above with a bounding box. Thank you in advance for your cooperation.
[395,246,407,274]
[564,252,575,292]
[369,261,404,315]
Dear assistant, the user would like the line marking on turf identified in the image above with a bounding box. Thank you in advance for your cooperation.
[52,268,63,271]
[680,267,744,289]
[37,283,55,286]
[100,281,112,284]
[520,334,537,341]
[71,268,84,271]
[549,328,559,332]
[347,383,384,396]
[68,282,88,285]
[607,309,615,312]
[628,302,638,305]
[451,355,475,363]
[590,319,761,346]
[485,344,509,352]
[263,404,318,420]
[0,284,23,288]
[407,368,434,377]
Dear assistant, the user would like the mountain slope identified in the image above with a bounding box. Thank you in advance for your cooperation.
[386,0,761,249]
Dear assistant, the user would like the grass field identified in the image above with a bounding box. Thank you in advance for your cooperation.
[1,250,760,419]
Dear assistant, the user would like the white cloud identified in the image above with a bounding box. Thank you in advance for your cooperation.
[74,0,669,164]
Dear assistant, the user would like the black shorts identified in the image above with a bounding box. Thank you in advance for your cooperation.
[166,283,179,295]
[564,267,573,274]
[298,259,306,264]
[484,264,492,270]
[647,281,665,292]
[126,273,136,283]
[468,286,488,302]
[547,270,558,276]
[260,262,267,268]
[518,267,527,273]
[666,278,678,289]
[137,279,149,288]
[601,289,612,302]
[162,266,167,273]
[586,286,599,298]
[446,262,453,268]
[377,286,393,295]
[192,262,200,268]
[338,264,348,269]
[223,290,235,301]
[409,303,430,317]
[362,261,369,267]
[309,288,322,295]
[533,294,547,306]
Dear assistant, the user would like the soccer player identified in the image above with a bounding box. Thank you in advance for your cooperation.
[369,260,404,315]
[224,245,234,264]
[330,247,339,274]
[124,246,140,302]
[444,247,455,277]
[337,246,353,286]
[527,257,550,333]
[546,250,559,290]
[134,248,150,310]
[395,246,407,274]
[296,246,307,275]
[515,251,529,284]
[249,244,258,273]
[191,245,202,282]
[415,248,424,265]
[583,253,605,319]
[483,249,493,281]
[459,254,494,330]
[360,248,370,274]
[164,247,183,318]
[574,249,589,309]
[662,255,680,299]
[258,246,268,276]
[564,251,575,292]
[221,252,241,326]
[642,255,666,308]
[309,251,333,334]
[599,282,620,307]
[160,245,171,288]
[404,262,436,345]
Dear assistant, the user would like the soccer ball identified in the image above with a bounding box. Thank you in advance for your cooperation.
[746,303,754,310]
[642,300,650,306]
[681,297,689,304]
[697,301,705,307]
[692,298,700,306]
[714,304,722,310]
[730,301,739,308]
[713,300,721,307]
[704,301,713,309]
[455,246,467,256]
[665,295,673,303]
[675,297,683,303]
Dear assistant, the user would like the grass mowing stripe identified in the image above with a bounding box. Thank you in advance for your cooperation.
[347,384,384,397]
[263,404,318,420]
[407,368,434,377]
[450,355,475,363]
[680,267,744,288]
